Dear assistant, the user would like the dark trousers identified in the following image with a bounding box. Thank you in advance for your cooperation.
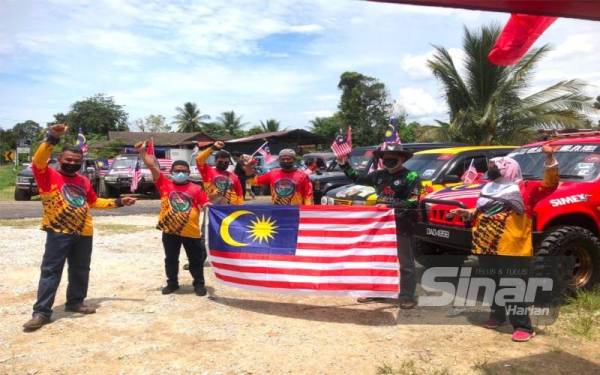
[479,256,533,332]
[33,231,93,318]
[162,233,206,287]
[397,234,416,298]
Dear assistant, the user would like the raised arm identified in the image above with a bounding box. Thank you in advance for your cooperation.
[135,141,160,181]
[336,154,375,186]
[32,124,67,189]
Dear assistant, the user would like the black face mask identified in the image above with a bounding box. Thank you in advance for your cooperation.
[280,161,295,171]
[61,163,81,174]
[383,158,398,168]
[487,166,502,180]
[216,161,229,171]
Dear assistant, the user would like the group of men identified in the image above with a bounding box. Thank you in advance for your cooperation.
[23,124,419,331]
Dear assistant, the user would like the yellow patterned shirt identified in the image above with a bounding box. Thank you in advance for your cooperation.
[32,142,119,236]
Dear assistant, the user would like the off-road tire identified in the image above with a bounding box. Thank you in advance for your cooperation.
[537,226,600,291]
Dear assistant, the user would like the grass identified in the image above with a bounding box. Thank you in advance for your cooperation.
[0,218,40,228]
[376,361,449,375]
[0,165,18,200]
[559,288,600,339]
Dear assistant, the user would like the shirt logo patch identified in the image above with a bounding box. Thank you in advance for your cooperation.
[61,184,86,208]
[274,178,296,198]
[213,175,232,193]
[169,191,192,212]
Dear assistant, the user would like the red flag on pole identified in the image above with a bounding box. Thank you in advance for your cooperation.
[488,14,557,66]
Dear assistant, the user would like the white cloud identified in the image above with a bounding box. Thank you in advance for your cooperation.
[401,48,466,79]
[397,87,445,118]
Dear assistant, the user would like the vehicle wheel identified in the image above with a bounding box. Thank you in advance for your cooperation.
[537,226,600,291]
[14,189,31,201]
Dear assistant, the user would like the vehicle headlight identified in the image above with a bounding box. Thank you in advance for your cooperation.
[321,196,329,205]
[327,197,334,205]
[17,176,31,184]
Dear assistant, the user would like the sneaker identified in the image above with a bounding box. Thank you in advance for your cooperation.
[398,296,417,310]
[194,285,207,297]
[161,284,179,295]
[512,329,535,342]
[23,313,50,332]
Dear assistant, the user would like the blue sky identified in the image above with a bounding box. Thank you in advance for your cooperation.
[1,0,599,131]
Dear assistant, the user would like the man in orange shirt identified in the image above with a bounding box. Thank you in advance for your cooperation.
[137,141,210,296]
[196,141,244,205]
[23,124,136,332]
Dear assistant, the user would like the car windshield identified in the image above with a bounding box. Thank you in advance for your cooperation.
[403,154,450,180]
[111,158,137,169]
[508,144,600,181]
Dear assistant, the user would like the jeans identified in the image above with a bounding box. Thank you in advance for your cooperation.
[397,234,416,298]
[33,231,93,318]
[162,233,207,287]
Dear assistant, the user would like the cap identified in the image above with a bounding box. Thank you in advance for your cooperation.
[279,148,296,157]
[373,143,413,159]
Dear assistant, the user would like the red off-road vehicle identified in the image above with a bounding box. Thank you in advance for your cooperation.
[415,131,600,290]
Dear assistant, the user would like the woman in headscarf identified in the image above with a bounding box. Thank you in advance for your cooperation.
[451,143,559,342]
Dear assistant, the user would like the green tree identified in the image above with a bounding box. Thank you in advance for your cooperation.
[260,119,283,132]
[309,114,344,140]
[202,122,230,139]
[174,102,210,132]
[216,111,247,137]
[12,120,42,143]
[135,114,171,133]
[65,94,129,136]
[246,126,265,136]
[337,71,392,146]
[428,25,591,145]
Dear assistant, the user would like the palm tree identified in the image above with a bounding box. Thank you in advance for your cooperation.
[428,24,591,145]
[173,102,210,132]
[216,111,248,137]
[260,118,283,132]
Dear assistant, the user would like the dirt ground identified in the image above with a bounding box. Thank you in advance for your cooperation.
[0,215,598,375]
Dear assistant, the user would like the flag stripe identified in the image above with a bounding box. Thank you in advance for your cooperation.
[297,235,397,245]
[214,280,398,297]
[209,249,397,264]
[296,241,397,250]
[295,248,397,257]
[211,262,399,277]
[215,269,398,284]
[214,272,398,291]
[298,222,396,231]
[298,216,396,225]
[298,227,397,237]
[209,253,398,270]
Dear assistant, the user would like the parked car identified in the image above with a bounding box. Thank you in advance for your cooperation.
[14,157,101,201]
[101,154,172,197]
[321,143,497,205]
[303,152,335,173]
[415,132,600,290]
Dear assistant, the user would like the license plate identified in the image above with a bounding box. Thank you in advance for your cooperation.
[334,199,352,205]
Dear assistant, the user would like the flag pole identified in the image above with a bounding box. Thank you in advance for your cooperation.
[250,140,269,157]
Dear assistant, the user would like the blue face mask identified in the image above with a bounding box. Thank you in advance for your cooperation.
[172,171,189,184]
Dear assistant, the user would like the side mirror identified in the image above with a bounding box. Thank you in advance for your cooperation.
[443,174,461,184]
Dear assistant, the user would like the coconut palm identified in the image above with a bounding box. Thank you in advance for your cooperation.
[173,102,210,132]
[260,119,284,132]
[428,24,591,145]
[216,111,248,137]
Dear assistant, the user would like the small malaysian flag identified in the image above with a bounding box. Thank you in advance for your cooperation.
[258,143,277,164]
[461,158,479,184]
[130,162,142,193]
[331,127,352,158]
[75,128,88,154]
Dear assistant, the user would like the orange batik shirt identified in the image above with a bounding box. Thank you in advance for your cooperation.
[32,142,119,236]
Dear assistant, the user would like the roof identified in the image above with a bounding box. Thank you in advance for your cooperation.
[416,145,517,155]
[303,152,335,158]
[108,131,214,146]
[374,1,600,21]
[225,129,326,144]
[525,136,600,148]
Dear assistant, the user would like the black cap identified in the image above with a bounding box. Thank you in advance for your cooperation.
[373,143,413,159]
